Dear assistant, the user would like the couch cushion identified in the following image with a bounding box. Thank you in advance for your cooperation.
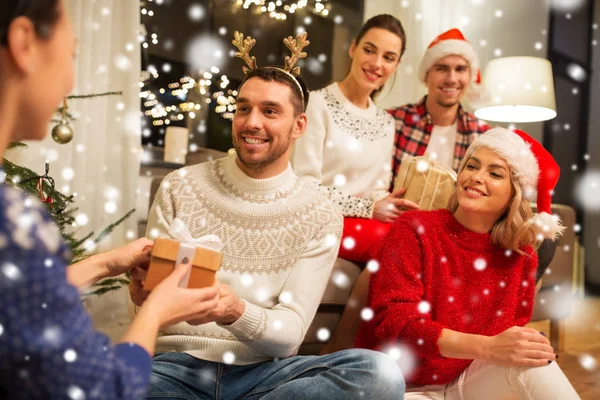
[536,204,576,287]
[321,258,362,305]
[299,258,362,354]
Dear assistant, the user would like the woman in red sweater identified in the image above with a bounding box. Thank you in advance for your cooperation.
[355,127,580,399]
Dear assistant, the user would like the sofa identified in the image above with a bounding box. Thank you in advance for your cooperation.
[143,147,576,354]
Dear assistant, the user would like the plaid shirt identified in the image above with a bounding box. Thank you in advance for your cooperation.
[388,96,491,184]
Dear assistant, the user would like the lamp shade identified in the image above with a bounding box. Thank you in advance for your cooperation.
[474,56,557,123]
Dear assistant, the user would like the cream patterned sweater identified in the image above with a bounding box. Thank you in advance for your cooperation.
[141,153,343,365]
[291,82,395,218]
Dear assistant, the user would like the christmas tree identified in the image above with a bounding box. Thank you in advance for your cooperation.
[3,92,134,296]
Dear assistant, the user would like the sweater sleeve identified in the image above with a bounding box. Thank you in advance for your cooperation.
[514,248,538,327]
[145,174,176,240]
[368,215,447,358]
[291,89,376,218]
[0,192,151,400]
[368,124,395,202]
[218,220,343,358]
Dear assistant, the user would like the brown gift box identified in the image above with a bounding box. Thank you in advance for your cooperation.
[393,156,458,211]
[143,238,223,290]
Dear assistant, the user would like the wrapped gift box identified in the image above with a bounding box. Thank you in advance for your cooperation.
[144,238,223,290]
[393,156,457,211]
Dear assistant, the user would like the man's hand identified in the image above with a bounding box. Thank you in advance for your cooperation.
[187,283,245,326]
[372,188,420,223]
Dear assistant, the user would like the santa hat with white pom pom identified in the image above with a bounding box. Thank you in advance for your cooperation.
[462,127,564,240]
[418,28,489,108]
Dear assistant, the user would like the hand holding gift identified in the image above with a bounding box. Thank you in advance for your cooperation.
[186,283,246,326]
[393,154,457,211]
[372,187,420,223]
[143,217,224,291]
[139,262,221,329]
[101,237,153,277]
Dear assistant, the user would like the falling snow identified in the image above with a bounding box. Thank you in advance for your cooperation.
[418,300,431,314]
[317,328,330,342]
[342,237,356,250]
[361,307,374,321]
[366,259,380,273]
[186,35,227,72]
[473,258,487,271]
[222,351,235,364]
[575,170,600,211]
[67,385,86,400]
[578,353,597,371]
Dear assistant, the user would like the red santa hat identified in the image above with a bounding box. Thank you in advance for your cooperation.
[462,127,564,241]
[418,28,487,107]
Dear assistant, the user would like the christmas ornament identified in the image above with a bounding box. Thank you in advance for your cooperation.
[20,161,56,204]
[37,176,54,204]
[52,98,74,144]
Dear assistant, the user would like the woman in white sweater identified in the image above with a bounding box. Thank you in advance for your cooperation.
[291,14,418,262]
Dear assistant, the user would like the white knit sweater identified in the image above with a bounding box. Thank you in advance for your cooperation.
[142,153,343,365]
[291,82,395,218]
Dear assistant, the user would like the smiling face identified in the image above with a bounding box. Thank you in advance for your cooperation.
[348,27,403,94]
[232,76,306,177]
[425,54,470,108]
[455,147,514,219]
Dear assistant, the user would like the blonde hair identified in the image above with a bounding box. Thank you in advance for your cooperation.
[448,151,539,253]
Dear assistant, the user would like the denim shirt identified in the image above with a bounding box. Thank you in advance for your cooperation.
[0,169,151,399]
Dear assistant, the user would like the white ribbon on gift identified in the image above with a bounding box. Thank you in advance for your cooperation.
[155,207,223,287]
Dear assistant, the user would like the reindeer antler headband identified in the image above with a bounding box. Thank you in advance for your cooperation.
[232,31,310,108]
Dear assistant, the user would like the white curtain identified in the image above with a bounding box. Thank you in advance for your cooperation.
[365,0,550,140]
[7,0,141,252]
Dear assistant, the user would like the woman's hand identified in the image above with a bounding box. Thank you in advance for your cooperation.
[129,266,150,307]
[103,238,153,278]
[372,188,420,223]
[67,238,153,290]
[140,262,221,328]
[121,263,220,353]
[482,326,556,367]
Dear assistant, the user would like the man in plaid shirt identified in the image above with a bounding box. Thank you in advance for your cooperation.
[389,28,491,185]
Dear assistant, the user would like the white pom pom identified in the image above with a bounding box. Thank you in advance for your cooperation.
[531,212,564,240]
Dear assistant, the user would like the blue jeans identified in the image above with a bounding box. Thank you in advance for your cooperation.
[146,349,405,399]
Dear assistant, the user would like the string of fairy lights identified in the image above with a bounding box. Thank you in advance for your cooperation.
[140,0,334,129]
[236,0,331,20]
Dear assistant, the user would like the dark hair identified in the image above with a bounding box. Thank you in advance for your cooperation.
[237,67,310,116]
[0,0,61,46]
[353,14,407,99]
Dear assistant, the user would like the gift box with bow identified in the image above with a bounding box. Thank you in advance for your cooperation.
[144,217,224,290]
[393,155,457,211]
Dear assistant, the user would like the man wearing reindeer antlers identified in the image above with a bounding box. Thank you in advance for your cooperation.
[129,31,405,399]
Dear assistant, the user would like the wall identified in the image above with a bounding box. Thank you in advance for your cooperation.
[584,0,600,287]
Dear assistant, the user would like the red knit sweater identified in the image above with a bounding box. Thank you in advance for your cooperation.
[354,209,537,386]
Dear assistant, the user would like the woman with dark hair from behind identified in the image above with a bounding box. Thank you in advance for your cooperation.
[0,1,222,398]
